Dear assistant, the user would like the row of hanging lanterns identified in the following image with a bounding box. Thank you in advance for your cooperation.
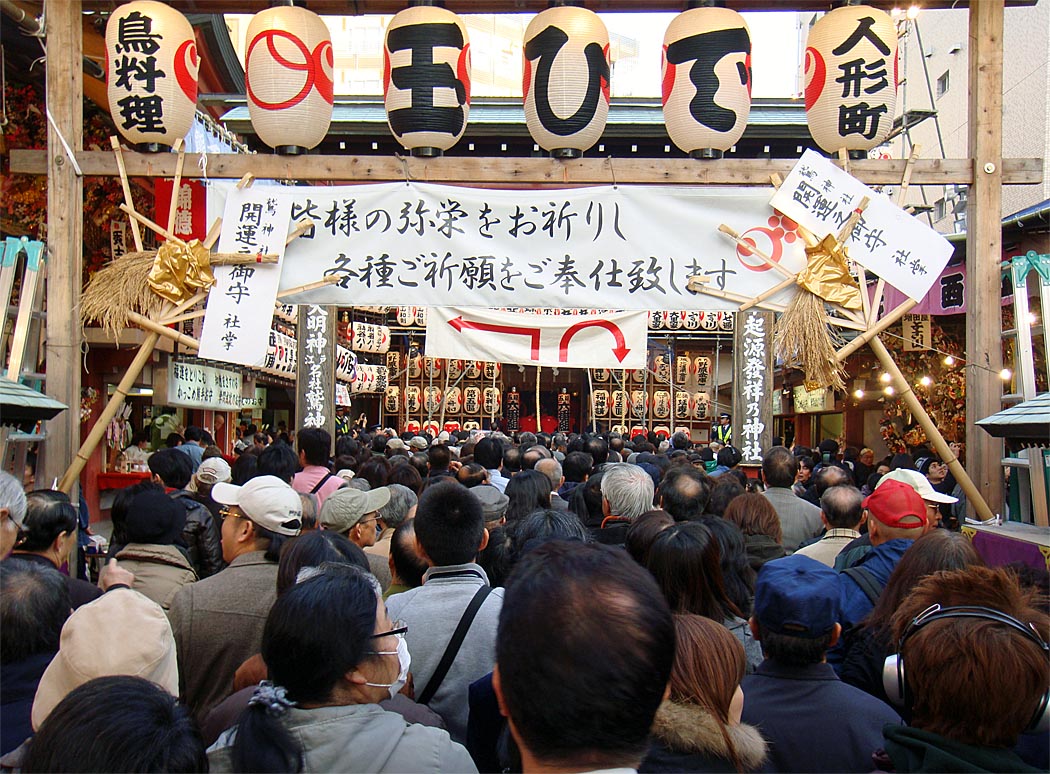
[104,1,897,158]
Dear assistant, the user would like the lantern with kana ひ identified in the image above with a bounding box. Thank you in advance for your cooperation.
[384,5,471,157]
[804,5,897,154]
[662,5,751,158]
[106,1,198,149]
[245,5,333,153]
[523,6,610,158]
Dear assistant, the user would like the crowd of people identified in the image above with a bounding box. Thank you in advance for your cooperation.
[0,425,1047,773]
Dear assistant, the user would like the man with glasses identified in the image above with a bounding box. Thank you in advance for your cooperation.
[319,487,392,551]
[169,475,302,723]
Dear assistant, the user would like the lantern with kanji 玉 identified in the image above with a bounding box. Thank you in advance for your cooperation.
[804,5,897,154]
[384,5,471,157]
[106,1,198,149]
[523,6,610,157]
[245,5,333,153]
[662,6,751,158]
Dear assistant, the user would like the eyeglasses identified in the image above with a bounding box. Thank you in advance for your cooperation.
[219,507,242,522]
[368,620,408,649]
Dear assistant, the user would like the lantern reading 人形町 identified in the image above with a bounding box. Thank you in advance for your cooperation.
[245,5,333,154]
[662,5,751,158]
[384,5,471,157]
[804,5,897,154]
[106,1,198,149]
[523,6,610,158]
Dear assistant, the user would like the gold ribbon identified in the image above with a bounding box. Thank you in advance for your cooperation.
[147,239,216,305]
[797,234,863,310]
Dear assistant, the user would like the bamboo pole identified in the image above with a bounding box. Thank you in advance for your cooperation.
[869,335,995,522]
[110,137,143,251]
[165,139,186,234]
[127,312,201,349]
[836,298,919,360]
[535,365,542,433]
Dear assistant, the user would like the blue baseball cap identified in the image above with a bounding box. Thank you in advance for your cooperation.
[753,555,841,639]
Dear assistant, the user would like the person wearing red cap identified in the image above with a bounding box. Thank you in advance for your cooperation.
[835,480,929,644]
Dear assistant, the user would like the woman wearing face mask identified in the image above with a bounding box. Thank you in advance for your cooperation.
[208,563,476,773]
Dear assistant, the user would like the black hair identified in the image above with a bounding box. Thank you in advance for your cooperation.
[645,521,740,622]
[276,530,369,596]
[624,509,675,566]
[183,426,204,444]
[148,448,193,490]
[456,462,488,489]
[502,447,523,474]
[812,465,853,499]
[388,462,424,495]
[233,565,379,772]
[473,437,504,470]
[478,525,515,588]
[584,437,609,467]
[510,508,588,560]
[0,559,70,663]
[498,541,674,768]
[127,429,150,449]
[407,453,429,481]
[820,484,864,529]
[297,427,331,467]
[165,433,184,448]
[700,516,756,618]
[230,453,259,486]
[756,624,835,667]
[390,519,429,589]
[570,470,606,528]
[335,435,360,459]
[761,446,799,489]
[258,442,300,484]
[707,478,745,517]
[562,451,593,483]
[716,446,742,469]
[108,480,167,550]
[658,466,713,521]
[357,457,390,490]
[16,490,78,553]
[427,444,452,471]
[504,470,552,524]
[413,479,484,566]
[22,676,207,773]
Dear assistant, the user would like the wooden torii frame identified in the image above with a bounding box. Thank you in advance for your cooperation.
[24,0,1030,517]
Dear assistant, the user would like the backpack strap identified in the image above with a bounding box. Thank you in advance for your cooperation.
[418,584,492,706]
[309,472,335,495]
[843,565,884,606]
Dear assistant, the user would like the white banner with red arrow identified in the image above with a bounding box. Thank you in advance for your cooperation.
[425,307,648,369]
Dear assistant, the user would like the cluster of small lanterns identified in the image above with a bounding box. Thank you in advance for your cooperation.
[106,1,898,158]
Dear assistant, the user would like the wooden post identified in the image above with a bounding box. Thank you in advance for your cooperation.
[44,0,84,494]
[870,336,995,523]
[965,0,1005,518]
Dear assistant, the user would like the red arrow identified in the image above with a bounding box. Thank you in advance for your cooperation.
[559,320,631,363]
[448,316,541,360]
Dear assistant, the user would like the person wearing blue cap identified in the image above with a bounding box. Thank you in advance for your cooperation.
[741,554,900,773]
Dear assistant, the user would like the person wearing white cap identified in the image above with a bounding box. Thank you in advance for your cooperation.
[168,475,302,722]
[877,468,958,530]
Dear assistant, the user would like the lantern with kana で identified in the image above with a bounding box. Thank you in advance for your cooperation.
[245,5,334,153]
[662,5,751,158]
[523,6,610,158]
[804,5,897,154]
[384,5,471,157]
[106,1,198,149]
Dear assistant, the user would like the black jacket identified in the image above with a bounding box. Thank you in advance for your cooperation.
[170,490,224,579]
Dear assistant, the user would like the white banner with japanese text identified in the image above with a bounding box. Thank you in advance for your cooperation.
[237,182,809,310]
[770,150,953,302]
[165,361,242,411]
[200,187,292,366]
[425,307,649,369]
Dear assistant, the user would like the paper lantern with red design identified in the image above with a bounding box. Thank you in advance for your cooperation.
[384,386,401,414]
[464,386,482,415]
[662,6,750,157]
[523,6,610,157]
[804,5,897,153]
[106,2,198,148]
[383,5,471,156]
[245,6,333,153]
[423,421,440,437]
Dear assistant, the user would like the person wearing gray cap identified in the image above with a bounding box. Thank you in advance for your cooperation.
[471,485,510,530]
[320,487,392,551]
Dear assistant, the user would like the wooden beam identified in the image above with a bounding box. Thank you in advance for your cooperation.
[43,0,83,494]
[965,0,1006,519]
[7,149,1043,186]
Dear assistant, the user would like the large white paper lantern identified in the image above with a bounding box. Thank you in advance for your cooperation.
[245,6,333,153]
[804,5,897,153]
[384,5,471,157]
[106,1,198,149]
[662,6,751,157]
[523,6,610,158]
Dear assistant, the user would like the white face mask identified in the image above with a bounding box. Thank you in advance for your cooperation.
[366,634,411,699]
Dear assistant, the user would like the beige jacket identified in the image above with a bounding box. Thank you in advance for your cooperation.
[108,543,198,610]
